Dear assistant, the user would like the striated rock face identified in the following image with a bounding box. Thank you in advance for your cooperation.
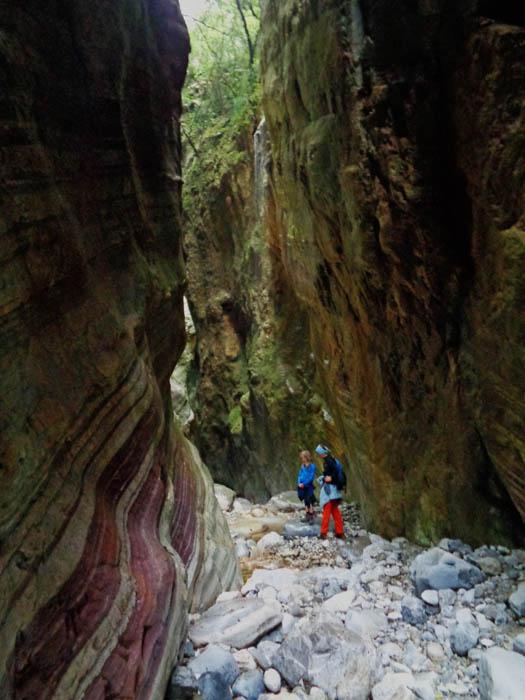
[259,0,524,544]
[0,1,239,698]
[184,120,330,500]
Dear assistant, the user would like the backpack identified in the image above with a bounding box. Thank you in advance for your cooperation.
[333,459,347,492]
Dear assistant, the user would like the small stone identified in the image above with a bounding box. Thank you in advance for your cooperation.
[309,687,327,700]
[253,640,280,670]
[188,645,240,685]
[371,672,415,700]
[232,670,265,700]
[445,681,469,695]
[451,620,479,656]
[184,640,195,658]
[509,582,525,617]
[388,611,402,622]
[477,556,502,576]
[512,633,525,656]
[292,686,309,700]
[233,649,257,671]
[197,672,232,700]
[421,590,439,607]
[380,642,403,662]
[233,497,253,513]
[468,648,483,662]
[426,642,445,664]
[263,668,281,693]
[438,588,457,607]
[401,595,427,625]
[480,638,495,648]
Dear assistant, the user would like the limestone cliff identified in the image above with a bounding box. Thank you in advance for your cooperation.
[184,119,330,500]
[0,1,239,698]
[259,0,524,544]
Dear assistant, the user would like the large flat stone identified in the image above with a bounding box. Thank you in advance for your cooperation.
[189,598,282,648]
[478,647,525,699]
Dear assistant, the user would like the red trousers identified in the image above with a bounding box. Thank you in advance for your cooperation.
[321,499,343,535]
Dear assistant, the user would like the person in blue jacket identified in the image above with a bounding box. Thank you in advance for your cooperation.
[297,449,316,521]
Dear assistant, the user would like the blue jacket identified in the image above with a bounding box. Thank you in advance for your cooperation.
[297,463,316,487]
[317,476,342,507]
[317,455,343,508]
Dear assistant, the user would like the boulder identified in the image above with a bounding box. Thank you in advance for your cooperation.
[268,491,304,511]
[401,596,427,626]
[256,531,285,552]
[253,640,280,670]
[509,582,525,617]
[189,598,282,648]
[512,633,525,656]
[479,647,525,699]
[451,610,480,656]
[272,612,379,699]
[232,670,265,700]
[410,548,484,595]
[188,645,240,685]
[233,498,253,513]
[166,666,199,700]
[197,672,233,700]
[214,484,237,511]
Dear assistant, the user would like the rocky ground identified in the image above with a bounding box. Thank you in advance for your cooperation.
[167,489,525,700]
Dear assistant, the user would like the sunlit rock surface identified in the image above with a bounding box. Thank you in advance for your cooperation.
[259,0,524,544]
[0,1,239,697]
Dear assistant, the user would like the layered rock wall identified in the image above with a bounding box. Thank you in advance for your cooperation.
[0,1,239,697]
[259,0,524,544]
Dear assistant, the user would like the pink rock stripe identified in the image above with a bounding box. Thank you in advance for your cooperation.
[6,404,158,698]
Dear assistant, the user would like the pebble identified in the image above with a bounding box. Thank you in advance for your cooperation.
[174,492,525,700]
[421,590,439,606]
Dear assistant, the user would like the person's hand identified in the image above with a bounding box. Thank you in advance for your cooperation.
[298,483,304,488]
[324,476,332,482]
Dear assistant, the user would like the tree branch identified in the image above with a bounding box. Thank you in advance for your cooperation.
[234,0,254,66]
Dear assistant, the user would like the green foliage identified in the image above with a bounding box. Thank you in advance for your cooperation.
[182,0,261,211]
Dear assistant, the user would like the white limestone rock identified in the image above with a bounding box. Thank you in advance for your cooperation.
[214,483,236,511]
[479,647,525,699]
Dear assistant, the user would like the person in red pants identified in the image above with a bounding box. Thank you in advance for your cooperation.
[315,444,345,540]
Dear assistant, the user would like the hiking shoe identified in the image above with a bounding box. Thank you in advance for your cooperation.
[319,533,328,540]
[335,533,346,540]
[300,516,310,523]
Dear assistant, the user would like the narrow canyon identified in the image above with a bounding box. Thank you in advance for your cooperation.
[0,0,523,697]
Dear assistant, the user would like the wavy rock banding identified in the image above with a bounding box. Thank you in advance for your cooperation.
[0,1,239,697]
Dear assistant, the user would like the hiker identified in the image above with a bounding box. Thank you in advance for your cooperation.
[315,444,345,540]
[297,449,316,521]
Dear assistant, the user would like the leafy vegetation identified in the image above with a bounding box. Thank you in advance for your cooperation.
[181,0,261,210]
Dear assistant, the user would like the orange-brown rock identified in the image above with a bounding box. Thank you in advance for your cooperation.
[0,1,239,697]
[259,0,524,544]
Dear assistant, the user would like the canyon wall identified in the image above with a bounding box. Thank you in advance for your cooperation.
[258,0,524,545]
[0,1,239,698]
[184,120,331,500]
